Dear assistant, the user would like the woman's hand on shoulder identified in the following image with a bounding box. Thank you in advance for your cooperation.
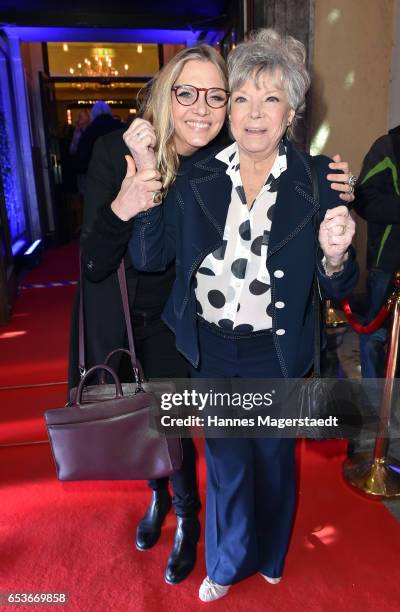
[111,156,163,221]
[123,118,157,171]
[326,154,356,203]
[318,205,356,274]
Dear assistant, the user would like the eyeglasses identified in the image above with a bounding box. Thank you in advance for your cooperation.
[171,85,230,109]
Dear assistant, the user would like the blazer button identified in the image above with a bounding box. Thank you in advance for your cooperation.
[274,270,284,278]
[276,329,286,335]
[275,301,285,308]
[87,260,95,271]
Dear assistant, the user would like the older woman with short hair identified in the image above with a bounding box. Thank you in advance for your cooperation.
[126,30,357,601]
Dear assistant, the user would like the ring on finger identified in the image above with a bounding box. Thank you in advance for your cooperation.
[152,190,163,205]
[136,131,144,140]
[337,224,347,236]
[347,174,357,188]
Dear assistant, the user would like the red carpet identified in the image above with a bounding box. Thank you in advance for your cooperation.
[0,243,78,389]
[0,242,399,611]
[0,244,78,443]
[1,441,399,611]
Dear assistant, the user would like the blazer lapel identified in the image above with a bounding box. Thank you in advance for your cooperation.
[267,144,319,259]
[185,143,318,259]
[188,154,232,238]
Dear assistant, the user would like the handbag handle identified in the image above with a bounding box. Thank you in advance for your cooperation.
[309,158,322,377]
[99,348,145,384]
[78,258,142,386]
[75,364,123,405]
[116,262,142,385]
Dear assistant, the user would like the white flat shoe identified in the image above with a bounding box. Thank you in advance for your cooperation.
[260,573,282,584]
[199,576,231,602]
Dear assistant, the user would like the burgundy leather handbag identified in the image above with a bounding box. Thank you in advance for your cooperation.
[44,260,182,481]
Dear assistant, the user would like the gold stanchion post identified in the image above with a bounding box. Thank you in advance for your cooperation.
[325,299,347,328]
[343,272,400,497]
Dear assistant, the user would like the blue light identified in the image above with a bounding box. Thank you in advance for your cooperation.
[23,239,42,255]
[0,48,27,244]
[12,239,27,256]
[3,26,207,45]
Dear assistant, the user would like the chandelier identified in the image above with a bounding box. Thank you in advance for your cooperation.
[66,45,142,78]
[69,56,124,78]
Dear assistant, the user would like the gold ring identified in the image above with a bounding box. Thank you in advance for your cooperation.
[338,224,347,236]
[152,191,163,205]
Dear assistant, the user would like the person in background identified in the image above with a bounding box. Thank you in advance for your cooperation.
[73,101,123,188]
[58,109,91,237]
[353,126,400,382]
[127,30,358,602]
[350,126,400,458]
[69,108,91,155]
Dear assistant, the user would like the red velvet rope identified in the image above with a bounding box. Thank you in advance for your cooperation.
[340,299,392,334]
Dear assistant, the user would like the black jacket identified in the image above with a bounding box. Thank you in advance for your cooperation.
[353,125,400,272]
[68,128,175,389]
[74,114,123,174]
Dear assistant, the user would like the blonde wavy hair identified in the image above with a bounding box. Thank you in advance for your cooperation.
[142,45,228,191]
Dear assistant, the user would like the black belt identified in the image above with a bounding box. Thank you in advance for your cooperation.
[197,316,273,339]
[131,311,162,327]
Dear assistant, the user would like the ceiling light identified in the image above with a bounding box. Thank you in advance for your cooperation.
[92,47,115,58]
[137,44,143,54]
[63,43,69,52]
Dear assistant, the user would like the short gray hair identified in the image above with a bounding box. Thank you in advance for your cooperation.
[227,29,310,139]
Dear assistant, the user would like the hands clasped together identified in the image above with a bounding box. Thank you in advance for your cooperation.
[111,119,163,221]
[319,205,355,274]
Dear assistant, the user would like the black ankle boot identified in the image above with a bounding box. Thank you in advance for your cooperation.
[165,516,201,584]
[136,489,172,551]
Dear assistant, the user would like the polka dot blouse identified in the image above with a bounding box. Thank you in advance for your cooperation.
[195,140,287,332]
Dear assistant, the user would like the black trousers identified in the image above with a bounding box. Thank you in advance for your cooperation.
[123,319,200,518]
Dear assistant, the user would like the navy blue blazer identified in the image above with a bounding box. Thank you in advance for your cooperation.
[129,140,358,376]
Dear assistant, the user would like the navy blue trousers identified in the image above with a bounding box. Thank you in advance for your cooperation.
[191,320,296,586]
[360,268,392,380]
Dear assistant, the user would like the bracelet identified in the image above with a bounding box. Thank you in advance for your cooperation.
[321,256,344,276]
